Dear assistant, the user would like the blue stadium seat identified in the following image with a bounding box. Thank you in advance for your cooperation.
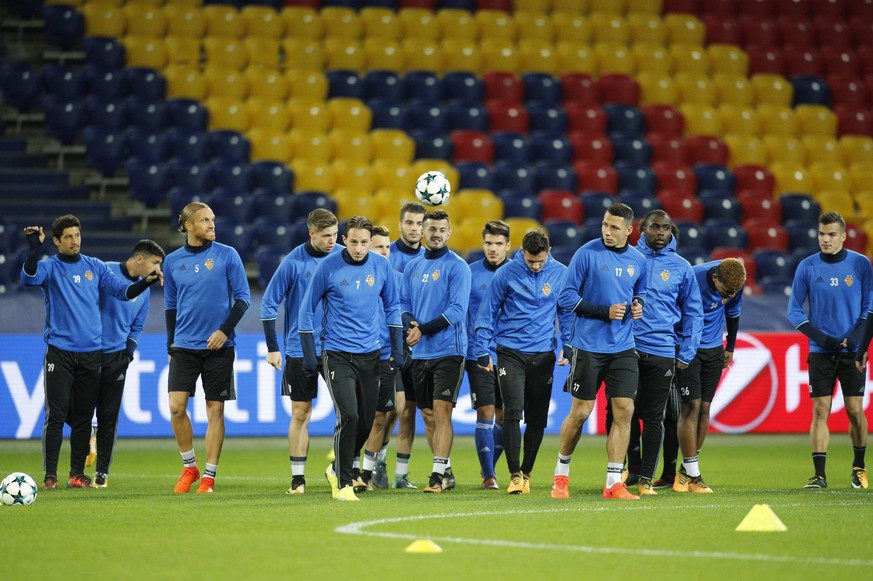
[546,220,585,250]
[256,245,288,289]
[411,129,452,159]
[604,104,645,136]
[127,157,172,207]
[42,4,84,51]
[83,65,126,100]
[85,95,126,132]
[249,160,294,192]
[753,248,796,282]
[42,64,86,99]
[165,99,209,133]
[456,161,495,190]
[206,159,252,192]
[619,191,661,217]
[122,68,166,101]
[493,161,537,192]
[674,220,707,251]
[208,130,251,163]
[704,219,748,251]
[124,96,167,131]
[168,188,206,226]
[215,217,253,260]
[0,219,18,255]
[125,128,168,162]
[580,191,617,220]
[785,220,820,253]
[208,187,256,224]
[500,191,542,220]
[407,100,449,132]
[403,71,441,102]
[694,163,736,194]
[790,75,831,107]
[523,72,561,104]
[369,99,408,130]
[166,129,209,162]
[442,71,484,104]
[289,191,338,221]
[42,96,86,145]
[253,216,296,247]
[529,132,572,164]
[699,190,742,223]
[527,102,568,133]
[611,134,652,165]
[446,102,489,131]
[251,190,295,222]
[83,127,127,177]
[615,162,657,194]
[780,194,821,223]
[535,161,577,191]
[492,132,531,163]
[681,247,710,266]
[363,70,403,102]
[168,158,209,191]
[1,60,42,112]
[327,70,363,100]
[581,218,604,243]
[84,37,126,71]
[758,275,793,296]
[551,247,576,266]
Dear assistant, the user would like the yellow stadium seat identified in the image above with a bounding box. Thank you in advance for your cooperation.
[202,5,244,39]
[288,129,331,162]
[801,136,843,165]
[752,74,793,107]
[360,7,400,41]
[241,5,285,40]
[627,0,663,14]
[553,12,591,44]
[83,3,126,37]
[840,136,873,167]
[556,42,597,76]
[758,104,798,137]
[718,105,760,136]
[595,42,634,76]
[437,8,478,41]
[163,5,205,39]
[330,129,372,163]
[122,36,167,69]
[590,0,624,12]
[680,103,721,136]
[518,40,559,75]
[707,44,749,77]
[637,73,677,106]
[449,221,487,255]
[285,69,328,101]
[321,7,361,40]
[627,13,666,45]
[763,135,804,165]
[164,65,206,100]
[203,37,247,70]
[164,36,201,69]
[816,190,856,218]
[480,40,521,75]
[441,39,482,74]
[372,159,415,190]
[770,162,813,195]
[809,162,851,193]
[374,188,411,224]
[411,160,459,194]
[723,134,767,167]
[244,37,281,69]
[247,97,291,132]
[515,12,554,43]
[851,163,873,193]
[504,217,543,250]
[328,98,372,132]
[664,13,705,46]
[670,44,708,76]
[454,189,504,223]
[398,8,439,41]
[364,38,404,72]
[281,6,323,40]
[514,0,552,12]
[247,127,292,164]
[795,105,838,138]
[203,66,247,100]
[288,99,331,132]
[712,74,754,106]
[553,0,589,10]
[402,38,442,73]
[675,73,715,105]
[589,12,629,45]
[324,38,364,73]
[333,160,376,193]
[205,96,250,132]
[371,129,415,163]
[476,10,517,43]
[633,44,672,75]
[282,39,325,71]
[123,4,166,37]
[854,191,873,217]
[334,189,380,223]
[245,68,288,101]
[292,159,335,192]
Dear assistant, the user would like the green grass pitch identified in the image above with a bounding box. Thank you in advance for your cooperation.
[1,434,872,579]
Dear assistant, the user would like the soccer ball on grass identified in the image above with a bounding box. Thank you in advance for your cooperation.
[414,170,451,207]
[1,472,38,506]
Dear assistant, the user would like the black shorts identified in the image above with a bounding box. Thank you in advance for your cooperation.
[377,360,398,412]
[465,359,503,409]
[282,356,320,401]
[495,347,555,428]
[565,347,638,400]
[677,346,724,403]
[168,347,236,401]
[400,350,416,402]
[411,356,465,409]
[808,352,866,398]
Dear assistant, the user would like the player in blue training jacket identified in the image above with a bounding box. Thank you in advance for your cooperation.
[475,229,574,494]
[21,215,161,490]
[384,201,426,489]
[789,212,872,490]
[299,217,403,501]
[401,209,472,494]
[551,203,647,501]
[624,210,703,496]
[260,208,340,495]
[466,220,511,490]
[164,202,251,494]
[675,257,745,493]
[90,239,166,488]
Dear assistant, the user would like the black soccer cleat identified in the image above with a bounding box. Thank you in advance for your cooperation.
[804,475,827,489]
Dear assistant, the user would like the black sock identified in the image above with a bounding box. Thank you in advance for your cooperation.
[853,446,866,469]
[362,469,372,483]
[813,452,827,478]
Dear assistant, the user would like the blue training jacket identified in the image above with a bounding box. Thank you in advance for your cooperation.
[694,260,743,349]
[466,257,505,361]
[100,261,150,354]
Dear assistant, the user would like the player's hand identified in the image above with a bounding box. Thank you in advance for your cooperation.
[856,351,868,372]
[609,302,627,320]
[145,269,164,286]
[406,325,422,346]
[22,226,45,244]
[477,356,493,372]
[207,330,228,350]
[266,351,282,370]
[723,350,734,368]
[631,299,643,319]
[676,361,689,370]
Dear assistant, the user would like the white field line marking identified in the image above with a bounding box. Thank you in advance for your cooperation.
[336,506,873,568]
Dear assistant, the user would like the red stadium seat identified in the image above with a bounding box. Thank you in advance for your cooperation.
[826,74,869,108]
[734,164,776,194]
[649,133,689,164]
[703,16,742,45]
[659,192,704,223]
[745,218,790,252]
[486,101,530,133]
[747,46,785,76]
[739,190,783,224]
[738,0,776,18]
[686,135,730,165]
[574,161,618,194]
[643,104,685,136]
[653,161,697,192]
[821,47,859,77]
[565,102,607,134]
[596,74,641,106]
[777,16,817,48]
[782,46,824,77]
[834,105,873,136]
[740,17,780,49]
[560,73,599,105]
[450,130,494,164]
[538,189,584,224]
[776,0,812,18]
[568,132,614,164]
[482,71,523,104]
[814,16,853,49]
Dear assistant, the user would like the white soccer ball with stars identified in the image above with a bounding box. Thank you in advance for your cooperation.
[414,170,451,207]
[1,472,38,506]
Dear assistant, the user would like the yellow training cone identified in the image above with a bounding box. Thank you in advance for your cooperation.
[735,504,787,532]
[405,539,443,554]
[326,448,335,462]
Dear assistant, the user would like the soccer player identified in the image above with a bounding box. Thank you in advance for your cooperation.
[628,210,703,495]
[475,229,573,494]
[384,202,426,489]
[401,209,471,493]
[466,220,511,490]
[165,202,251,494]
[299,217,403,501]
[675,257,746,493]
[551,203,647,500]
[788,212,871,489]
[260,209,340,495]
[91,239,166,488]
[20,215,160,490]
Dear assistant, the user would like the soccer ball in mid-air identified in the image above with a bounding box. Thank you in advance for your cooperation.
[1,472,38,506]
[414,170,451,206]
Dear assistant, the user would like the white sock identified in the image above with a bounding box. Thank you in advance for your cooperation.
[204,463,217,480]
[433,457,448,476]
[555,453,572,477]
[683,456,701,478]
[181,449,197,468]
[606,462,624,487]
